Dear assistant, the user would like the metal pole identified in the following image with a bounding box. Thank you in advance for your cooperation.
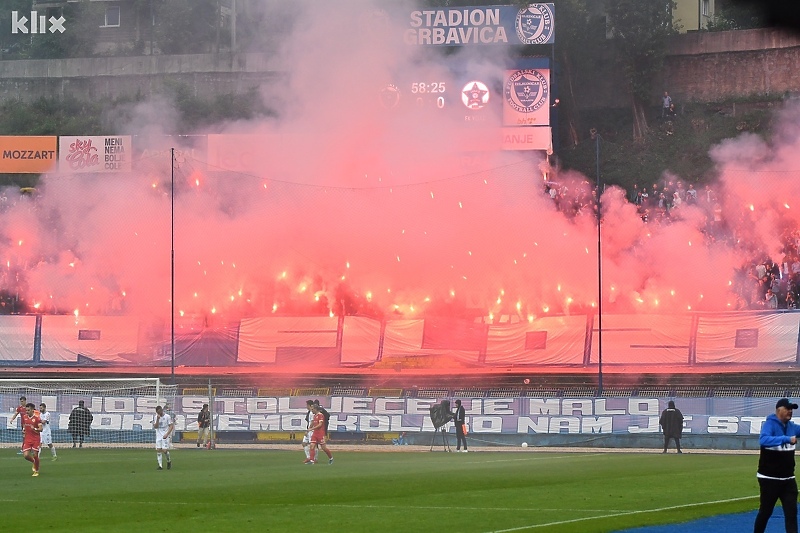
[595,135,603,396]
[231,0,237,53]
[170,148,175,383]
[208,378,214,449]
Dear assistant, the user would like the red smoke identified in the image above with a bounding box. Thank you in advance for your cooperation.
[0,2,798,327]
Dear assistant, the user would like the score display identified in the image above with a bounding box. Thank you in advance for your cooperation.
[379,76,498,124]
[379,57,551,150]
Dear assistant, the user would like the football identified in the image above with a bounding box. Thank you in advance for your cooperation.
[521,442,528,448]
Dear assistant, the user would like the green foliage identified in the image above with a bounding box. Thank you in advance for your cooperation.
[154,0,223,55]
[0,97,105,137]
[0,0,33,59]
[168,83,272,130]
[559,100,776,191]
[0,448,759,532]
[0,0,108,59]
[606,0,677,104]
[705,1,767,31]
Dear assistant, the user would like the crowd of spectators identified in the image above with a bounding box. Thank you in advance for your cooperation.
[733,240,800,311]
[543,176,800,311]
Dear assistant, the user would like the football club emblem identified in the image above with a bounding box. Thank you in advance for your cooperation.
[515,4,555,45]
[380,84,401,109]
[461,81,490,110]
[504,70,549,113]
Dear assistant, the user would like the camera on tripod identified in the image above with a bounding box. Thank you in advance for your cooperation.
[428,399,452,451]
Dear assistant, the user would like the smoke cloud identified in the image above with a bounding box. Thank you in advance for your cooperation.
[0,0,797,332]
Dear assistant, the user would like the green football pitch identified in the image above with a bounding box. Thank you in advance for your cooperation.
[1,447,760,533]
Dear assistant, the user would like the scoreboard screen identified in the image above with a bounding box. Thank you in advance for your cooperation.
[380,69,500,122]
[379,57,551,150]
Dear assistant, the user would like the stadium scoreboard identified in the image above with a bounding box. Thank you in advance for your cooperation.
[379,57,551,151]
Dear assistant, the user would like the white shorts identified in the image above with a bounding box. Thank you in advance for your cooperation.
[156,436,171,450]
[302,430,313,444]
[40,429,52,446]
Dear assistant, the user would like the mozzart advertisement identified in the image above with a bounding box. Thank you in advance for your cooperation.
[1,395,784,437]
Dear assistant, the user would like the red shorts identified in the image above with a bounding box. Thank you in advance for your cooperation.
[22,439,40,453]
[311,431,326,445]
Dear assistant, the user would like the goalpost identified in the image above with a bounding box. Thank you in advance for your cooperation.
[1,378,178,448]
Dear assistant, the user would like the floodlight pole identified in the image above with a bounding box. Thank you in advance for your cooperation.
[595,134,603,396]
[170,147,175,383]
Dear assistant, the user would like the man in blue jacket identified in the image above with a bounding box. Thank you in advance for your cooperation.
[755,398,800,533]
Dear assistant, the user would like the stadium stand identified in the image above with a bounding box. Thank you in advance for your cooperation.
[598,387,635,397]
[562,387,598,397]
[257,388,292,397]
[487,388,521,398]
[711,387,748,397]
[750,386,791,398]
[220,388,254,397]
[182,387,216,396]
[330,385,368,396]
[415,388,450,399]
[522,388,562,397]
[367,387,403,397]
[293,387,330,397]
[452,388,487,398]
[636,388,672,398]
[673,386,712,397]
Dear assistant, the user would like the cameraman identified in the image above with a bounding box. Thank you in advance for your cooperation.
[452,399,468,453]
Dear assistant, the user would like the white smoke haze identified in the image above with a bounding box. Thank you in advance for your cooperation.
[1,0,798,327]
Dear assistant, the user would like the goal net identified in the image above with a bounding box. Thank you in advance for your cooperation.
[1,378,177,448]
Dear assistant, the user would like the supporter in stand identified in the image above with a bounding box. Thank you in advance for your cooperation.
[685,184,698,204]
[765,289,778,309]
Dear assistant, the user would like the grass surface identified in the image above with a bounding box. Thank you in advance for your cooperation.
[1,447,760,533]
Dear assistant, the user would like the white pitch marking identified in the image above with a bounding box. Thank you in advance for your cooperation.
[484,495,758,532]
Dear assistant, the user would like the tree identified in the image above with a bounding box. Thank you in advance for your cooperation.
[27,1,106,59]
[0,0,35,59]
[606,0,676,141]
[154,0,223,55]
[550,0,606,147]
[705,1,766,31]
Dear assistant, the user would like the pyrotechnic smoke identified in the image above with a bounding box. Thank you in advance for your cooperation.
[0,0,797,329]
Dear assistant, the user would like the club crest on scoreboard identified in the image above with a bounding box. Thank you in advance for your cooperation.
[504,69,549,113]
[515,4,555,45]
[380,84,401,109]
[461,81,490,110]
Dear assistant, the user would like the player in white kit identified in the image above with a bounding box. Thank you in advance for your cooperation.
[153,405,174,470]
[38,403,57,461]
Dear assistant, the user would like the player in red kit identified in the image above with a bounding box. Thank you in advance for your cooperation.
[305,403,333,465]
[9,396,27,455]
[21,403,43,477]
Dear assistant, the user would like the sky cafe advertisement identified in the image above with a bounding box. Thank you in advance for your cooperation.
[58,135,132,173]
[1,395,784,436]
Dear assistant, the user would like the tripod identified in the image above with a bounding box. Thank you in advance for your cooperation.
[429,426,451,452]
